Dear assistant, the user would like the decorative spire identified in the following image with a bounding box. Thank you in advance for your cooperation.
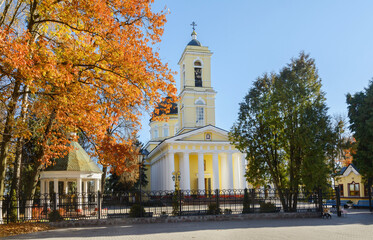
[191,21,197,40]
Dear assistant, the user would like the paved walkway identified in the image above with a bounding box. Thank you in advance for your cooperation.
[5,209,373,240]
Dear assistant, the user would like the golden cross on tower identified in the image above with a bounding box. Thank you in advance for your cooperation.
[191,21,197,31]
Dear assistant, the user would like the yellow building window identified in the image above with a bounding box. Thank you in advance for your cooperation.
[349,182,359,196]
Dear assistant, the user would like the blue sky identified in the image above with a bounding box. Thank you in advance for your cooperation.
[139,0,373,143]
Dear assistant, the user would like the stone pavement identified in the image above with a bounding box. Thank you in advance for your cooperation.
[4,209,373,240]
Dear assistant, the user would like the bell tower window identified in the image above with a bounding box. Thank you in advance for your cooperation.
[194,61,202,87]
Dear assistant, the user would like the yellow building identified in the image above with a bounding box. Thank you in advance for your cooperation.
[336,164,371,204]
[144,29,247,191]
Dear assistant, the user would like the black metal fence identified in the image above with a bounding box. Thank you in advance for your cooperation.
[0,188,330,224]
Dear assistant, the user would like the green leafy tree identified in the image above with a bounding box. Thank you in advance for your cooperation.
[230,52,336,211]
[346,80,373,210]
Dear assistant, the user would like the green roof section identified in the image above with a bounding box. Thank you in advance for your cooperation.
[45,141,102,173]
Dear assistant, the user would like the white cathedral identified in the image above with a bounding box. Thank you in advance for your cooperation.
[144,28,248,191]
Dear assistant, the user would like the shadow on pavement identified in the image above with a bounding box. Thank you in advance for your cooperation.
[5,209,373,239]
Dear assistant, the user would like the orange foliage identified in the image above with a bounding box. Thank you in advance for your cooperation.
[0,0,177,177]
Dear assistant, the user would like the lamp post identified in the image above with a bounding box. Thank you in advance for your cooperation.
[137,148,148,217]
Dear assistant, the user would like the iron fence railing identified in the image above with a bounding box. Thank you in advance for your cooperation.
[0,188,330,224]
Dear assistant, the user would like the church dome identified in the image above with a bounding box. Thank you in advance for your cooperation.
[188,39,201,46]
[187,30,201,46]
[152,97,178,119]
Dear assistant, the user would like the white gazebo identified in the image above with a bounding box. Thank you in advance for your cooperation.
[32,141,102,218]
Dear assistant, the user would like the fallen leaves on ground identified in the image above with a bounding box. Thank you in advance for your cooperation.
[0,222,55,237]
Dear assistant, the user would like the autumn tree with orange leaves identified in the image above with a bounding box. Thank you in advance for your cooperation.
[0,0,177,198]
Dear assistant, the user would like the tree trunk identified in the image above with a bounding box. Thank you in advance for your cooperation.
[25,109,56,199]
[0,80,21,195]
[368,178,372,212]
[101,166,107,192]
[10,85,29,198]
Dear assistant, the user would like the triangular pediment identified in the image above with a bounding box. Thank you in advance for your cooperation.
[343,164,360,177]
[166,125,229,143]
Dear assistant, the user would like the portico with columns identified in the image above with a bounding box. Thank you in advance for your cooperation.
[147,126,248,191]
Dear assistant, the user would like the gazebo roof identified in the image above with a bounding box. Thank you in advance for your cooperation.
[44,141,102,173]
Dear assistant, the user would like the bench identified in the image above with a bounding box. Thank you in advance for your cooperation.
[324,200,349,208]
[354,200,371,208]
[180,210,208,216]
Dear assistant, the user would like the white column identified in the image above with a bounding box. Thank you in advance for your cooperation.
[159,157,166,190]
[165,154,170,190]
[182,152,190,190]
[161,157,165,190]
[198,153,205,191]
[239,153,246,189]
[45,180,50,209]
[241,153,249,188]
[155,161,159,190]
[233,154,240,189]
[179,153,185,189]
[155,161,158,190]
[212,153,219,190]
[53,179,59,209]
[95,179,100,192]
[151,163,154,191]
[77,178,82,211]
[221,155,227,189]
[40,179,46,214]
[64,181,68,194]
[40,179,45,195]
[227,153,234,189]
[84,181,89,207]
[168,152,175,191]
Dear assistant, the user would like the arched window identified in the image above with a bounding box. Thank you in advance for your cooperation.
[194,61,202,87]
[195,98,204,126]
[163,124,169,137]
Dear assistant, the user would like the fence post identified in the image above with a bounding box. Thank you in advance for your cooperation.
[335,186,341,217]
[215,189,219,209]
[318,188,323,214]
[250,189,255,212]
[53,193,57,211]
[97,191,101,219]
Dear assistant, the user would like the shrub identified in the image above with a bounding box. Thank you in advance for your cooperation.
[207,203,221,215]
[242,188,251,214]
[129,204,146,218]
[224,209,232,215]
[172,191,179,216]
[259,202,276,213]
[48,210,64,222]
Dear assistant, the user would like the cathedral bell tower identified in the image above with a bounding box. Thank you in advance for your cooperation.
[177,23,216,133]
